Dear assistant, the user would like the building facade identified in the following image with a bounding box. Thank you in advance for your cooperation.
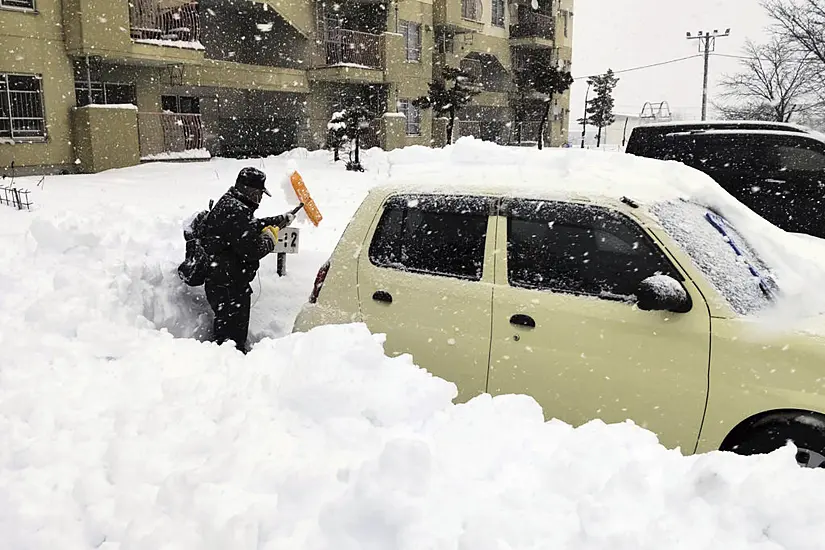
[0,0,573,175]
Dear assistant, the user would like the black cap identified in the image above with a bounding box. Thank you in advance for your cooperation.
[235,167,271,196]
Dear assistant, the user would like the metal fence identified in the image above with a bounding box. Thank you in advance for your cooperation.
[324,28,383,69]
[0,185,32,211]
[510,7,555,40]
[129,0,201,42]
[508,121,543,144]
[137,112,204,158]
[455,120,481,139]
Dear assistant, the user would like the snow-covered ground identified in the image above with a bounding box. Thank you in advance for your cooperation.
[2,139,825,549]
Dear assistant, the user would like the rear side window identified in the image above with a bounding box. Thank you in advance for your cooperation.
[369,194,491,281]
[764,139,825,172]
[660,133,825,175]
[505,200,680,299]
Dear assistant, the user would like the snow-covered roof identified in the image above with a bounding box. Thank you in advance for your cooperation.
[378,138,712,208]
[637,119,813,133]
[661,128,825,143]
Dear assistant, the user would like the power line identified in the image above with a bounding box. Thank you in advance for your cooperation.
[573,54,703,81]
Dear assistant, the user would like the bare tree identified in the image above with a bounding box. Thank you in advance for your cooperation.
[762,0,825,66]
[715,37,817,122]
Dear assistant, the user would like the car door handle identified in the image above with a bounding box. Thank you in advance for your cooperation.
[372,290,393,304]
[509,314,536,328]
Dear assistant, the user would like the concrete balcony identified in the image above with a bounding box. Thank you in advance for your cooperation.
[434,0,484,34]
[129,0,201,44]
[309,28,385,84]
[509,7,555,48]
[137,112,205,159]
[62,0,205,65]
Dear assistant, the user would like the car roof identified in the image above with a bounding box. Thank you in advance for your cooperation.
[630,120,813,133]
[370,161,701,216]
[659,128,825,142]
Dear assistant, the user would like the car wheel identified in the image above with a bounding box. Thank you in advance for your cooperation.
[730,422,825,469]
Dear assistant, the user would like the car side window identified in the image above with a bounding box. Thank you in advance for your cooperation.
[369,194,491,281]
[761,137,825,173]
[506,200,681,299]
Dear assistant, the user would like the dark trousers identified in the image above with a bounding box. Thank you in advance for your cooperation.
[205,282,251,353]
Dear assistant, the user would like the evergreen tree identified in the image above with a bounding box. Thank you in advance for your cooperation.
[580,69,619,148]
[415,67,481,145]
[341,106,373,172]
[515,57,573,149]
[326,110,349,162]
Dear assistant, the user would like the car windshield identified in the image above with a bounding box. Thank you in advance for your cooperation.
[651,200,779,315]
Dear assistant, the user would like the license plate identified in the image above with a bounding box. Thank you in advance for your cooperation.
[274,227,300,254]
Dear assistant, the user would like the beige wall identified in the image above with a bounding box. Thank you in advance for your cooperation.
[385,0,434,147]
[0,2,77,174]
[72,106,140,173]
[62,0,131,58]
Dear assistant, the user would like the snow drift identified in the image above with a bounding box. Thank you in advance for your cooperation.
[2,138,825,549]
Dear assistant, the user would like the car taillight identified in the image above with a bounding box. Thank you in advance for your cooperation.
[309,260,331,304]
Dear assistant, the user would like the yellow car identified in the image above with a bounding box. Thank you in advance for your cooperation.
[294,177,825,468]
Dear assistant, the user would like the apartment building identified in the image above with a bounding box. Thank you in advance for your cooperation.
[0,0,572,175]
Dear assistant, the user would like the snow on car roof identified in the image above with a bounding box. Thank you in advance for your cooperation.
[662,128,825,142]
[378,139,710,207]
[633,120,813,132]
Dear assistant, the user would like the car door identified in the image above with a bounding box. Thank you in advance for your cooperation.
[487,199,711,453]
[357,193,497,403]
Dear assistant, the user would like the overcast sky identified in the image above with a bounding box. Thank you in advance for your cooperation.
[569,0,772,129]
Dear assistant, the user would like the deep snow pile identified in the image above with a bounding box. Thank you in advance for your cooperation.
[2,323,825,550]
[2,138,825,549]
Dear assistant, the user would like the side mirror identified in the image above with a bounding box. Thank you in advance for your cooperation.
[637,275,692,313]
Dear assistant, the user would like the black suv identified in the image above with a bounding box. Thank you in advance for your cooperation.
[625,121,825,238]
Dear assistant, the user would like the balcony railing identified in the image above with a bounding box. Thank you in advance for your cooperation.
[510,7,555,41]
[137,112,204,158]
[129,0,201,43]
[324,28,383,69]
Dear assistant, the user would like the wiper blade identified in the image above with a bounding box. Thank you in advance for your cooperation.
[704,211,776,299]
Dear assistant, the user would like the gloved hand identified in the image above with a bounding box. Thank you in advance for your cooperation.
[261,225,279,252]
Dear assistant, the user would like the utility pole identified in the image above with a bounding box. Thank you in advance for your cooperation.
[686,28,730,121]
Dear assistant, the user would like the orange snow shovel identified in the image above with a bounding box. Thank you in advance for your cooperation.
[289,171,323,227]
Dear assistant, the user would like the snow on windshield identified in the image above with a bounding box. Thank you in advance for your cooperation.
[652,200,776,315]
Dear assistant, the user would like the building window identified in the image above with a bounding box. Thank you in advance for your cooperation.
[492,0,505,27]
[0,73,45,140]
[399,21,422,62]
[162,95,200,114]
[461,0,481,22]
[563,11,569,38]
[0,0,35,10]
[398,100,421,136]
[74,81,137,107]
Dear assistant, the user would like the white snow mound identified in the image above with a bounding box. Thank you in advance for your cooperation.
[3,138,825,549]
[2,323,824,550]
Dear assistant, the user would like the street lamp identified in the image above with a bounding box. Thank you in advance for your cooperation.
[580,80,592,149]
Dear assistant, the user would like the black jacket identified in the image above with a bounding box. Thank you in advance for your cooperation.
[201,187,288,288]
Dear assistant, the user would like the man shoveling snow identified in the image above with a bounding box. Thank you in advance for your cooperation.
[181,167,300,353]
